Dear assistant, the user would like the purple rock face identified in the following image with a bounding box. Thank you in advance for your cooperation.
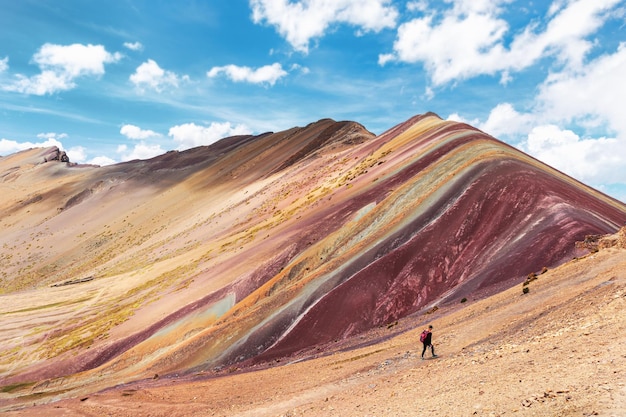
[236,123,626,365]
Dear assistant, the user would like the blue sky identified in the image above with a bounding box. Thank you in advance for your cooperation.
[1,0,626,202]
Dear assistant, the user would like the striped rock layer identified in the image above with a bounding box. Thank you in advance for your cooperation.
[1,113,625,406]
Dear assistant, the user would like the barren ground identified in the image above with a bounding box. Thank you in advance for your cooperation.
[6,244,625,417]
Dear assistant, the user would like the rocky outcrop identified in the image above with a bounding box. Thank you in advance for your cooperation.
[42,147,69,163]
[575,226,626,251]
[599,226,626,249]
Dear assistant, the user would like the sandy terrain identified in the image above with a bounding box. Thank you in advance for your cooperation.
[8,237,625,417]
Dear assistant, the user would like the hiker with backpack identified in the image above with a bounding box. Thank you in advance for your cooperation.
[420,325,437,360]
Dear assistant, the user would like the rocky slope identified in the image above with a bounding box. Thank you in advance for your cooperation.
[1,113,625,411]
[5,227,626,416]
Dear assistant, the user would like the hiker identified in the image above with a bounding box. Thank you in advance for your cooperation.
[420,325,437,359]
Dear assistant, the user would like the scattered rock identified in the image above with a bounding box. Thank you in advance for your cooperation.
[576,227,626,251]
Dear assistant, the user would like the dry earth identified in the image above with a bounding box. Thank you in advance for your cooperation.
[2,117,625,417]
[6,233,626,417]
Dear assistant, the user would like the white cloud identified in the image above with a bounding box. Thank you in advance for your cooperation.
[124,41,143,51]
[378,53,394,66]
[250,0,398,53]
[207,63,288,86]
[518,42,626,188]
[0,132,93,165]
[130,59,180,92]
[499,70,512,85]
[547,0,568,17]
[446,112,478,126]
[0,137,64,155]
[477,103,536,139]
[536,42,626,140]
[385,8,509,85]
[0,56,8,72]
[168,122,252,150]
[423,86,434,101]
[469,42,626,195]
[506,0,619,73]
[382,0,622,86]
[120,124,161,140]
[406,1,428,13]
[67,146,87,163]
[525,124,579,154]
[116,124,167,162]
[37,132,68,141]
[1,43,122,95]
[7,71,71,95]
[518,125,626,185]
[289,63,309,74]
[116,142,165,161]
[34,43,121,77]
[89,155,117,166]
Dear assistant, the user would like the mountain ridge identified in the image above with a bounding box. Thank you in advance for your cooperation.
[1,113,625,410]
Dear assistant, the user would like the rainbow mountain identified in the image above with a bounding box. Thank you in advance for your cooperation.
[1,112,625,407]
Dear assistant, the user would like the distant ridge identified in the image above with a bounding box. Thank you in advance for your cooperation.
[1,113,625,409]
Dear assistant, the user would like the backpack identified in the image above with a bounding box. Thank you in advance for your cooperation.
[420,330,429,343]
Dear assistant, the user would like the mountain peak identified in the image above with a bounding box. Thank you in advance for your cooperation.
[1,114,625,410]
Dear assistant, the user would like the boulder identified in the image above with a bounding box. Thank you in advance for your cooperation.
[43,147,70,163]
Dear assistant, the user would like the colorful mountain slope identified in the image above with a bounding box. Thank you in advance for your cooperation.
[1,113,625,409]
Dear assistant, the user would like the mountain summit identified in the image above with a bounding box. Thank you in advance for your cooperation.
[1,113,625,409]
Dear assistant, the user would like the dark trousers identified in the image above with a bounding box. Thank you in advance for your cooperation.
[422,343,435,357]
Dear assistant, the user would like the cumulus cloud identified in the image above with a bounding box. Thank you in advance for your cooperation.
[37,132,68,141]
[123,41,143,51]
[472,103,626,199]
[130,59,181,92]
[89,155,117,166]
[0,135,64,156]
[1,43,122,95]
[66,146,87,163]
[116,124,165,161]
[468,41,626,197]
[120,124,161,140]
[477,103,536,139]
[446,112,478,126]
[207,63,288,86]
[0,132,101,165]
[380,5,508,83]
[0,133,105,165]
[116,142,165,161]
[536,42,626,140]
[524,43,626,187]
[381,0,622,86]
[519,125,625,185]
[34,43,121,77]
[250,0,398,53]
[0,56,8,72]
[168,122,252,150]
[406,1,428,13]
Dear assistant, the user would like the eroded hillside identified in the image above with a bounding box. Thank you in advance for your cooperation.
[1,113,625,411]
